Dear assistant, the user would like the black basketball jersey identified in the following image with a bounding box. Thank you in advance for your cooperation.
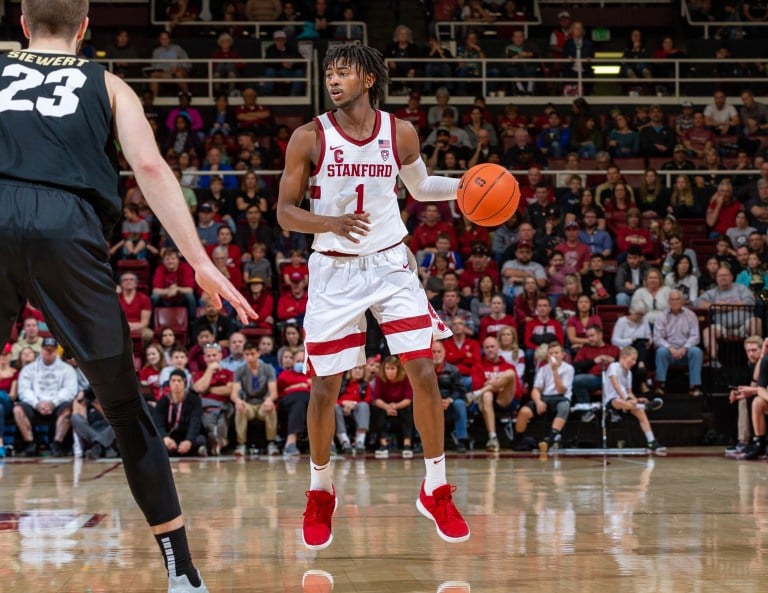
[0,50,120,233]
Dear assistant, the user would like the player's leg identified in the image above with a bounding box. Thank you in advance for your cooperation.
[374,244,469,543]
[16,188,206,591]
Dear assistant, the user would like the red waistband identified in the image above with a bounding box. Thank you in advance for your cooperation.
[320,241,402,258]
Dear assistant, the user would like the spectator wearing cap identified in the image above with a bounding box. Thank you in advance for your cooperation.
[394,91,429,140]
[277,271,309,327]
[211,33,245,96]
[262,29,305,96]
[662,143,697,176]
[151,247,198,323]
[501,240,548,297]
[154,368,206,457]
[191,293,238,349]
[196,201,223,246]
[458,242,500,298]
[424,126,465,172]
[555,220,591,275]
[615,245,651,306]
[244,277,275,332]
[681,112,716,159]
[549,10,572,62]
[14,338,77,457]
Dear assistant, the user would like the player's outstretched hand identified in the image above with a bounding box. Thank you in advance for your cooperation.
[194,260,258,325]
[330,213,370,243]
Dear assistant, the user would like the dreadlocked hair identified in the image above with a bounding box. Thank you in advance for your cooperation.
[322,43,389,109]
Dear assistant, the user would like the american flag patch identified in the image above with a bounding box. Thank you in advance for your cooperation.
[378,139,391,148]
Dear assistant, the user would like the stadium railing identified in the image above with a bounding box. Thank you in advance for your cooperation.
[681,0,768,40]
[96,56,315,106]
[384,56,768,106]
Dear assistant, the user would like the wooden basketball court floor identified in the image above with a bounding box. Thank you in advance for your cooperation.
[1,449,767,593]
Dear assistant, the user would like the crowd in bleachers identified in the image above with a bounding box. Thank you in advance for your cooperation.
[4,0,768,459]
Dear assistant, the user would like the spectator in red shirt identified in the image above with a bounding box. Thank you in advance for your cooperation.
[616,208,654,261]
[442,317,481,391]
[211,245,243,293]
[334,364,371,455]
[192,342,235,455]
[470,336,522,452]
[150,247,198,322]
[276,349,311,457]
[234,87,273,137]
[277,272,309,327]
[244,277,275,332]
[524,297,564,356]
[409,203,457,255]
[572,324,620,419]
[394,91,428,140]
[139,343,166,402]
[706,179,743,239]
[281,249,309,289]
[371,356,414,458]
[205,225,242,269]
[456,216,491,261]
[118,271,153,343]
[555,220,590,275]
[458,242,500,298]
[478,295,516,342]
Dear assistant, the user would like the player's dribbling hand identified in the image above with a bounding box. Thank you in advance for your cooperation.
[330,213,370,244]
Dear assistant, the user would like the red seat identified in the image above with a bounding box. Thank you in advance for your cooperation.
[677,218,708,239]
[153,307,188,345]
[690,238,717,263]
[240,326,273,342]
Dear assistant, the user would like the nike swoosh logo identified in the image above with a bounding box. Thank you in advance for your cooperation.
[403,263,409,269]
[330,145,344,151]
[433,455,445,464]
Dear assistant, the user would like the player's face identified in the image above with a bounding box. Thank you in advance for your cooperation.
[325,59,372,110]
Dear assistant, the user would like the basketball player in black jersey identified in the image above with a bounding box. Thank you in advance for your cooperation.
[0,2,256,592]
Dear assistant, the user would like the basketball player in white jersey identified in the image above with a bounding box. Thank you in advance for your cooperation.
[277,44,470,549]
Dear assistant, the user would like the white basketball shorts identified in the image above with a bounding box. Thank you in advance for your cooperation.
[304,243,442,376]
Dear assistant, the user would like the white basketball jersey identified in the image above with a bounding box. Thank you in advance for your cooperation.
[309,110,408,255]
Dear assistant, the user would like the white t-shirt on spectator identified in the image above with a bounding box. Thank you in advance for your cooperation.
[604,361,631,403]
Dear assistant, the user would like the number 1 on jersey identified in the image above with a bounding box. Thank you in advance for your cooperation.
[354,183,365,214]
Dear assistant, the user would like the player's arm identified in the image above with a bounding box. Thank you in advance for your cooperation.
[396,119,460,202]
[276,123,370,244]
[106,72,256,325]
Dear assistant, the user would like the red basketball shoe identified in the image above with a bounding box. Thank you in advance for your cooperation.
[302,488,337,550]
[416,481,470,543]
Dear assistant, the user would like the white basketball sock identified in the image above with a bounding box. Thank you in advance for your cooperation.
[424,454,447,495]
[310,459,333,493]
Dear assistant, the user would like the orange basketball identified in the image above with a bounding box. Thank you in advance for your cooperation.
[457,163,521,227]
